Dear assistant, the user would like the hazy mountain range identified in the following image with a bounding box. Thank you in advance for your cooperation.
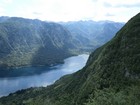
[60,20,124,49]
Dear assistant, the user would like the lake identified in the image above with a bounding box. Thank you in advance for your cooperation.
[0,54,89,97]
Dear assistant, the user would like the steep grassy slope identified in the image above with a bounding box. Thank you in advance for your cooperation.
[0,17,78,68]
[0,13,140,105]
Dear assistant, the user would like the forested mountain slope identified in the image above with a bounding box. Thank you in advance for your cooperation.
[0,17,78,68]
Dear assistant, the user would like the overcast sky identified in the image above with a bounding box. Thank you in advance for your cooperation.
[0,0,140,22]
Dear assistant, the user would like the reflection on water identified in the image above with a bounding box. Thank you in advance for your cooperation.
[0,54,89,97]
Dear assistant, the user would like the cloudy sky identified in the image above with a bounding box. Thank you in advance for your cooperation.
[0,0,140,22]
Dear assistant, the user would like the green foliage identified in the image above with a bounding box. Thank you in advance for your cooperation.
[85,85,140,105]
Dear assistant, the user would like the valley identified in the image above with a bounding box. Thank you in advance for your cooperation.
[0,0,139,104]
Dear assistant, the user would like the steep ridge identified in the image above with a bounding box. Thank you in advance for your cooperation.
[0,13,140,105]
[0,17,78,68]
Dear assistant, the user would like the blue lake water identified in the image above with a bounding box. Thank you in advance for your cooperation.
[0,54,89,97]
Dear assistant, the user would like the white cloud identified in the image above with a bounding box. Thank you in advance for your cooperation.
[92,0,140,22]
[3,0,13,4]
[0,0,140,22]
[102,0,140,6]
[0,7,5,16]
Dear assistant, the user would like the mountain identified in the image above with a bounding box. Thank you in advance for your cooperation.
[60,20,124,51]
[0,17,79,68]
[0,13,139,105]
[0,17,124,69]
[0,16,9,23]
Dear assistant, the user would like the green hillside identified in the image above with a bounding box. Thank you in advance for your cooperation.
[0,13,140,105]
[0,17,77,68]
